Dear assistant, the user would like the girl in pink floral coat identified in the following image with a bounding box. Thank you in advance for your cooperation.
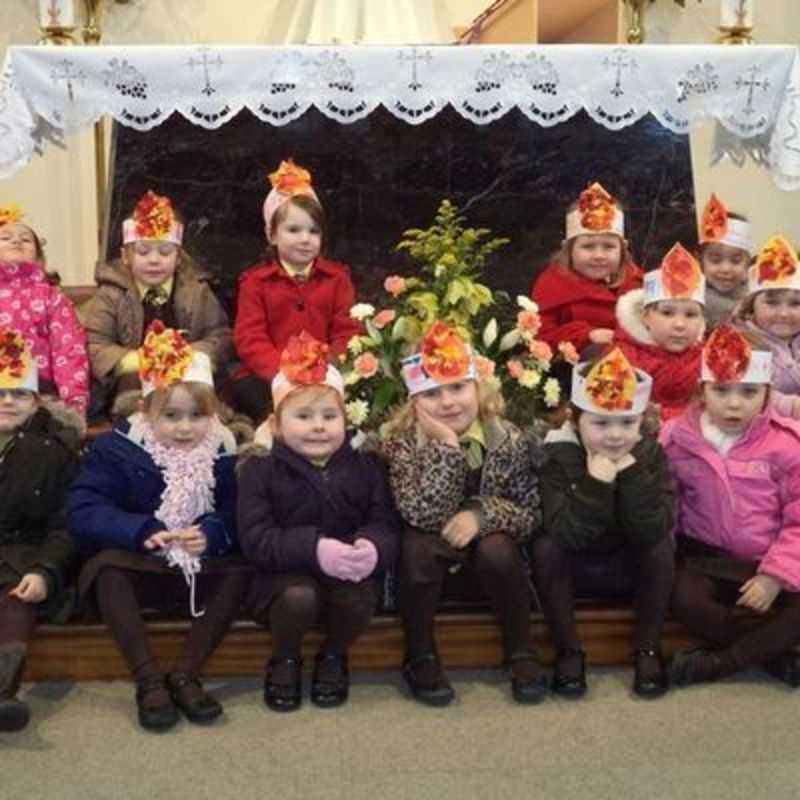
[0,208,89,416]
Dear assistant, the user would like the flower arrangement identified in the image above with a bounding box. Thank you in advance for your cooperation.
[340,200,577,429]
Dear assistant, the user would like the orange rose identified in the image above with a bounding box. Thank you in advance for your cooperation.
[354,352,380,379]
[372,309,396,329]
[528,340,553,363]
[384,275,407,297]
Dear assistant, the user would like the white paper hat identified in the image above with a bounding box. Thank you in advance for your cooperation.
[698,194,753,255]
[644,243,706,306]
[747,235,800,295]
[571,348,652,416]
[565,182,624,241]
[271,364,344,409]
[701,326,772,384]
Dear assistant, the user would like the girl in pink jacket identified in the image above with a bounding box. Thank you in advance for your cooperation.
[0,207,89,416]
[662,326,800,688]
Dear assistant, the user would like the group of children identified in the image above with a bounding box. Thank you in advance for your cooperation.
[1,168,800,736]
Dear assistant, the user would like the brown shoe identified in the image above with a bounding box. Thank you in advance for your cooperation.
[167,672,223,724]
[136,674,178,732]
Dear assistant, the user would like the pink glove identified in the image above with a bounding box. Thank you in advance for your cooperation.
[316,538,361,581]
[348,538,378,581]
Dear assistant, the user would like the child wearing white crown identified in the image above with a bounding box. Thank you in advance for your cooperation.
[0,205,89,416]
[382,323,547,706]
[533,348,673,698]
[232,160,362,423]
[0,330,82,732]
[729,237,800,412]
[614,243,706,421]
[237,332,398,711]
[68,323,249,732]
[82,191,233,417]
[532,182,643,353]
[697,194,753,329]
[664,326,800,687]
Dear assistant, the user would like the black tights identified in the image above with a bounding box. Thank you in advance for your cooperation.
[0,588,37,648]
[531,534,675,654]
[399,529,533,660]
[96,566,250,682]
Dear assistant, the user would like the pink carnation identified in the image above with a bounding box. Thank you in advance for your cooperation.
[507,359,524,379]
[528,340,553,363]
[473,355,495,379]
[517,310,542,336]
[384,275,407,297]
[373,309,396,329]
[354,352,379,378]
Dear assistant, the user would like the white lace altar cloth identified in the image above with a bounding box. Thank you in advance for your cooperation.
[1,43,799,189]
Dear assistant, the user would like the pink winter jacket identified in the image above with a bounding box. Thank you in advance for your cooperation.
[660,405,800,591]
[0,261,89,414]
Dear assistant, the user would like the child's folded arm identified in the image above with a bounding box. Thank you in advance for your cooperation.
[81,287,131,380]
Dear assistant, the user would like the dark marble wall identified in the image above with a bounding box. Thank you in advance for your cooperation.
[106,107,696,315]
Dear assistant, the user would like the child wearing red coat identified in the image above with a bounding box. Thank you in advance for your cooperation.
[532,183,643,353]
[232,160,361,423]
[614,244,706,422]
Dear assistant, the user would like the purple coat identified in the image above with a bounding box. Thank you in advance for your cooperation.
[237,436,400,577]
[661,406,800,591]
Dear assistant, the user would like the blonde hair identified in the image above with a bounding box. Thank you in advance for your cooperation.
[382,379,505,437]
[142,381,217,419]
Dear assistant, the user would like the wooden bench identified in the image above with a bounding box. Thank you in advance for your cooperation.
[25,609,702,681]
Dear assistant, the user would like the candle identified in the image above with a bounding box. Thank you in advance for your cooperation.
[720,0,754,28]
[38,0,75,28]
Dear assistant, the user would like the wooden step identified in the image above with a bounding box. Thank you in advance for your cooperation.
[25,610,702,681]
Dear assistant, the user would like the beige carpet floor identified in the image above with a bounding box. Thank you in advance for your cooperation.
[3,667,800,800]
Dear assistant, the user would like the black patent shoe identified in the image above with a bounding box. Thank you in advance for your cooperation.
[670,648,722,687]
[402,653,455,707]
[552,648,587,698]
[167,672,223,724]
[311,652,350,708]
[136,674,179,732]
[0,696,30,732]
[264,656,303,712]
[508,652,548,704]
[632,649,669,699]
[764,650,800,688]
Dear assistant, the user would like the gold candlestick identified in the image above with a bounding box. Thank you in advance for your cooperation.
[81,0,104,45]
[38,0,77,45]
[623,0,646,45]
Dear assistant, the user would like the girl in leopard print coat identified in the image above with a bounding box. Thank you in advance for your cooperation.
[381,324,545,707]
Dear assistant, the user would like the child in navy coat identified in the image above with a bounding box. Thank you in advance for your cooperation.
[69,323,250,732]
[238,332,399,711]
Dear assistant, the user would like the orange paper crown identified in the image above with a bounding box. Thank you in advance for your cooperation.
[703,326,752,383]
[279,331,330,385]
[755,235,798,285]
[700,193,728,242]
[0,204,24,227]
[268,159,314,197]
[138,321,193,390]
[661,243,703,298]
[131,191,178,241]
[420,322,472,384]
[578,182,617,232]
[583,347,638,412]
[0,329,30,387]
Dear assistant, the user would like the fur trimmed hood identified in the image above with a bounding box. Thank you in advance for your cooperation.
[616,289,656,346]
[38,396,86,446]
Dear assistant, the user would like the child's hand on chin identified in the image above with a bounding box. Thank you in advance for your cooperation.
[737,574,782,613]
[9,573,48,604]
[415,406,459,448]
